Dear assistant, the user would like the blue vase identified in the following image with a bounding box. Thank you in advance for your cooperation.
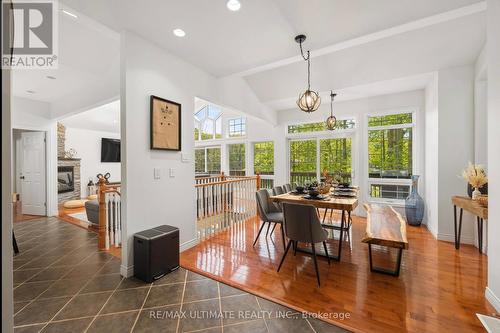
[405,175,425,226]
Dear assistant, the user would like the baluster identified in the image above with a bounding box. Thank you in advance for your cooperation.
[105,193,110,249]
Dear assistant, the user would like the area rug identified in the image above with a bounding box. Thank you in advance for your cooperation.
[68,211,89,223]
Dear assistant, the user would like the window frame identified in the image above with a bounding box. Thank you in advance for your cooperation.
[285,117,356,139]
[194,105,223,141]
[227,142,247,176]
[364,108,418,205]
[194,145,222,175]
[286,130,356,185]
[227,117,247,139]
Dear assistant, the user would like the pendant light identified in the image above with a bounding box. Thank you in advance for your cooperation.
[295,35,321,113]
[326,91,337,130]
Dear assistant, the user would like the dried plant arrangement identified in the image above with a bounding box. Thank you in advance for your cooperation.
[461,162,488,199]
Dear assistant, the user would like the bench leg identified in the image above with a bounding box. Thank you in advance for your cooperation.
[368,244,403,277]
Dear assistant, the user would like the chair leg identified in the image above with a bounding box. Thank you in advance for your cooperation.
[253,221,267,247]
[270,223,277,236]
[277,240,292,272]
[323,241,330,265]
[265,222,271,236]
[13,232,19,254]
[281,224,286,251]
[293,241,298,256]
[311,243,321,286]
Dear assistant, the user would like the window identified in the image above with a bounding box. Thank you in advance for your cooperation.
[287,119,355,134]
[228,118,246,138]
[289,140,317,184]
[367,112,414,201]
[254,141,274,189]
[195,147,221,174]
[253,142,274,175]
[194,105,222,141]
[228,143,246,176]
[320,138,352,184]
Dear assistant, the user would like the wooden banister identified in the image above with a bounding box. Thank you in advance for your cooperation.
[98,177,107,250]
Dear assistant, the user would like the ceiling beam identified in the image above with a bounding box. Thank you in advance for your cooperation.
[231,2,486,78]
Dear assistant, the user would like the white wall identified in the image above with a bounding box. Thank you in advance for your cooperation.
[474,80,488,167]
[424,74,439,237]
[436,65,475,243]
[11,97,58,216]
[63,127,121,197]
[486,0,500,313]
[120,32,218,276]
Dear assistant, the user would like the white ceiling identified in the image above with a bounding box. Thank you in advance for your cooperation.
[15,0,486,119]
[12,6,120,117]
[60,100,120,133]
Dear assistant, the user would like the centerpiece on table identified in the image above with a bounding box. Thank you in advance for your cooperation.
[461,162,488,200]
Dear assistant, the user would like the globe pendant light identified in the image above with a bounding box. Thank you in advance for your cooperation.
[326,91,337,130]
[295,35,321,113]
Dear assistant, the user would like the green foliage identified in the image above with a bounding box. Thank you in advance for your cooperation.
[368,113,412,127]
[254,141,274,175]
[206,148,221,173]
[228,143,245,175]
[195,149,205,173]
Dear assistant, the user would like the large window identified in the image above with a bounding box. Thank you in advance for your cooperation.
[228,143,246,176]
[254,141,274,189]
[367,112,414,201]
[194,105,222,141]
[288,119,355,134]
[320,138,352,184]
[289,140,317,184]
[228,118,246,138]
[195,147,221,174]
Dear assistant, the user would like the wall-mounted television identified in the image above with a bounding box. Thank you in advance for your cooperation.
[101,138,121,162]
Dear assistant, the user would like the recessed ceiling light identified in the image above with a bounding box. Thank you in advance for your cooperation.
[226,0,241,11]
[173,28,186,37]
[46,75,56,80]
[61,9,78,19]
[26,90,35,94]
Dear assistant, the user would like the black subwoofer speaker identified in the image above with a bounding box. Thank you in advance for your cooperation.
[133,225,179,283]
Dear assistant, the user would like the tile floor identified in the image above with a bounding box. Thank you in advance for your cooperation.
[12,217,347,333]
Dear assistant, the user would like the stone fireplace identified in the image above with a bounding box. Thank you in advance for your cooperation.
[57,123,81,203]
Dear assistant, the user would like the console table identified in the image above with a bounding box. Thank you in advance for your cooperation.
[452,196,488,253]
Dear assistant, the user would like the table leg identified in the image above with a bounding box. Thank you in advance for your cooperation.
[477,217,483,253]
[338,210,345,259]
[457,208,463,248]
[322,208,329,224]
[454,205,458,249]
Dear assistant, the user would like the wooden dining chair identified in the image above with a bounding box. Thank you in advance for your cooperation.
[278,202,330,286]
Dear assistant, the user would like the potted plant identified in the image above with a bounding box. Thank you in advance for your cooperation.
[461,162,488,200]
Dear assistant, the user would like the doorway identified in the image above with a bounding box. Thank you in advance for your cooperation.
[13,129,47,221]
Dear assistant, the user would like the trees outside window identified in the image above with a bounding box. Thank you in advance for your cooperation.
[289,140,317,184]
[254,141,274,189]
[228,143,246,176]
[320,138,352,184]
[195,147,221,175]
[367,112,414,201]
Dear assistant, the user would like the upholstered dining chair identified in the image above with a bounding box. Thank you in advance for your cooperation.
[254,189,286,250]
[277,202,330,286]
[283,184,292,192]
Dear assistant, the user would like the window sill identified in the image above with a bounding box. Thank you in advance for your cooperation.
[366,199,406,208]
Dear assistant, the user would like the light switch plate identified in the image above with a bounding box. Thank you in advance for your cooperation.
[154,167,161,180]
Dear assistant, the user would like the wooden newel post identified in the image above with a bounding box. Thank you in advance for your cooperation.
[256,173,261,190]
[221,171,225,181]
[98,177,106,250]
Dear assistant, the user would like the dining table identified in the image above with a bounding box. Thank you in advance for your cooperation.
[270,189,358,261]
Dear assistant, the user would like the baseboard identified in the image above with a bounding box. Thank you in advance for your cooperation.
[120,264,134,278]
[437,232,475,245]
[486,287,500,312]
[180,238,199,252]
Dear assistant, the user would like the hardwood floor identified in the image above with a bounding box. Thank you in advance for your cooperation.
[181,213,496,333]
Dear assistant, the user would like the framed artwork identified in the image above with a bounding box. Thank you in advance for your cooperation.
[150,95,182,151]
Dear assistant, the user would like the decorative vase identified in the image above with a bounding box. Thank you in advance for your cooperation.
[472,188,481,200]
[467,183,488,198]
[405,175,425,226]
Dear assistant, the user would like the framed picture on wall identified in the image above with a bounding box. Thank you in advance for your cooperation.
[150,95,182,151]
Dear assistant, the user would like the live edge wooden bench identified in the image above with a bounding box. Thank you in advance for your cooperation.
[362,204,409,277]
